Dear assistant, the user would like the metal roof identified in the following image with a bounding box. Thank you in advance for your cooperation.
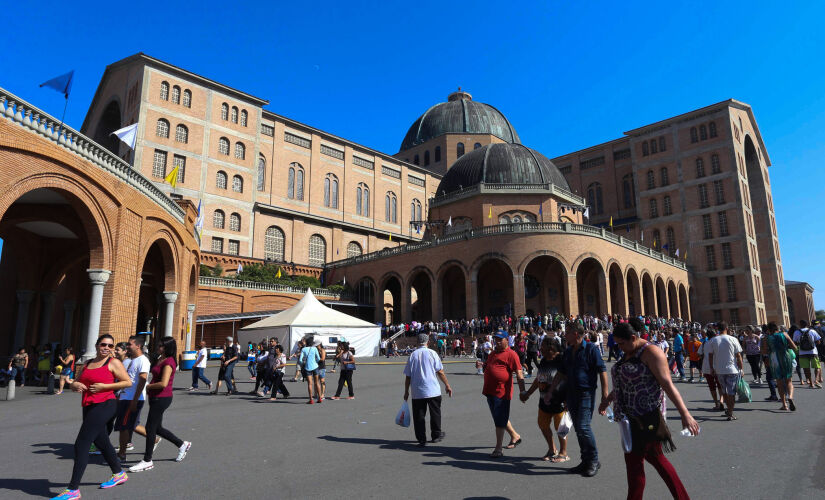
[196,309,282,323]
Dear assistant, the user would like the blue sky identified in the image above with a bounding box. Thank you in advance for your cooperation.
[2,1,823,308]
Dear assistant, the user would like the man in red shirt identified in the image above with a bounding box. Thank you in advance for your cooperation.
[483,330,527,458]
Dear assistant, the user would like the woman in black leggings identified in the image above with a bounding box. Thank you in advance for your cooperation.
[129,337,190,473]
[331,342,356,399]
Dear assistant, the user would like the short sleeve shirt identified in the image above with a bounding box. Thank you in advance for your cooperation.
[559,340,606,392]
[793,329,821,356]
[121,355,150,401]
[482,347,522,400]
[196,348,208,368]
[707,335,743,374]
[403,347,443,399]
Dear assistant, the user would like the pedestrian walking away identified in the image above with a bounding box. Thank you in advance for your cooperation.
[52,334,131,500]
[403,333,453,446]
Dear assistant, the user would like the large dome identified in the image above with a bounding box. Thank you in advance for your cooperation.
[436,143,570,195]
[399,90,520,152]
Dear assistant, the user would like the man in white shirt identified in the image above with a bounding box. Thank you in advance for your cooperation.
[189,341,212,391]
[404,334,452,447]
[117,335,152,459]
[793,320,822,388]
[707,322,744,420]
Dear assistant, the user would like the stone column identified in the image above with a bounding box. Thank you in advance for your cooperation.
[162,292,179,339]
[566,276,579,317]
[37,291,56,346]
[512,274,526,317]
[186,304,196,351]
[82,270,111,361]
[465,279,478,319]
[61,300,76,348]
[13,290,35,351]
[598,271,610,317]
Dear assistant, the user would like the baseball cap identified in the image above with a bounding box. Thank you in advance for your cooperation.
[417,333,429,345]
[493,330,508,340]
[226,336,233,341]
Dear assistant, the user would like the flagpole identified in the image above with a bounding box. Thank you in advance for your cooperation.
[56,96,69,142]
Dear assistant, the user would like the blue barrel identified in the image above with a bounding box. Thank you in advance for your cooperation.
[180,351,197,371]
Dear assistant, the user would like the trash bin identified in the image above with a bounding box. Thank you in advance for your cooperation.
[180,351,197,371]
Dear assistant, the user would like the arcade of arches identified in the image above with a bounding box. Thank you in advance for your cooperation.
[0,111,200,359]
[341,232,691,325]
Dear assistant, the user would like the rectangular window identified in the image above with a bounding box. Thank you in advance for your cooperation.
[211,237,223,254]
[261,124,274,136]
[152,149,167,178]
[705,245,717,271]
[698,184,709,208]
[718,211,729,236]
[649,199,658,218]
[559,165,572,175]
[173,155,185,183]
[320,144,344,160]
[613,149,631,161]
[713,309,722,322]
[726,275,737,302]
[713,180,725,205]
[580,156,605,170]
[284,131,311,149]
[710,277,720,304]
[722,242,733,269]
[228,240,240,256]
[729,308,740,325]
[353,156,374,170]
[703,214,713,239]
[663,196,672,216]
[408,175,425,187]
[382,165,401,179]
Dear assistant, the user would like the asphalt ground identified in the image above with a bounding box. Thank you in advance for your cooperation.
[2,356,825,499]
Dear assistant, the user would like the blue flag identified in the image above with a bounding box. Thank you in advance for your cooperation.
[39,70,74,98]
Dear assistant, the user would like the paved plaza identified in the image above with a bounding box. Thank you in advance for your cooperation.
[2,358,825,499]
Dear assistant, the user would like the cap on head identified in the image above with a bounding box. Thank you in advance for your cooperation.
[494,330,508,340]
[226,336,233,341]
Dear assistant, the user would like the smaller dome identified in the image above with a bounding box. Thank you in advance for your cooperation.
[436,143,570,195]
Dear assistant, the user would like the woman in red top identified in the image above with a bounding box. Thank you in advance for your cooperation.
[129,337,191,473]
[52,334,131,500]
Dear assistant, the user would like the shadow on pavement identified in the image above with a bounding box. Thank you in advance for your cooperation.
[32,442,74,459]
[318,435,568,475]
[0,478,93,498]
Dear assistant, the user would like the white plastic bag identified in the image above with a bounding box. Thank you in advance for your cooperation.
[395,400,411,427]
[619,418,633,453]
[557,411,572,438]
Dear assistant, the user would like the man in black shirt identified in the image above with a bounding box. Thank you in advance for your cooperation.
[524,328,540,377]
[214,337,239,395]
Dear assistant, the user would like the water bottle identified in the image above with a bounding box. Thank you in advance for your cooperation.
[605,406,614,422]
[679,427,699,437]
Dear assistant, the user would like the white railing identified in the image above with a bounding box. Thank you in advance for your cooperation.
[199,276,347,298]
[327,222,688,271]
[0,87,186,223]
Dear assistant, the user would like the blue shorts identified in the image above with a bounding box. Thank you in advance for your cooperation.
[62,369,73,378]
[301,368,317,378]
[486,396,511,428]
[718,374,739,396]
[114,399,144,431]
[317,368,326,379]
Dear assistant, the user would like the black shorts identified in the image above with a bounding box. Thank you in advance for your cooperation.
[114,399,144,431]
[486,396,511,428]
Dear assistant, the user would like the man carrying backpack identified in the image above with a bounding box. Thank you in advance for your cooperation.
[793,320,822,389]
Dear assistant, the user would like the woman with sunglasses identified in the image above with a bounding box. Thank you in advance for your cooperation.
[52,335,132,500]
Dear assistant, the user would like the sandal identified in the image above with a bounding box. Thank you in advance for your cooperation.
[726,415,737,421]
[541,451,556,461]
[505,438,522,449]
[551,454,571,463]
[490,450,504,458]
[788,399,796,411]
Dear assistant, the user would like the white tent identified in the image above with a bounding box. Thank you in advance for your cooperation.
[238,288,380,356]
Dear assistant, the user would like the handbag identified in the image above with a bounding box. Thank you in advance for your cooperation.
[628,409,675,454]
[344,363,356,371]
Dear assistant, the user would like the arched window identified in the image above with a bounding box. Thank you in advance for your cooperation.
[221,103,229,120]
[216,171,227,189]
[622,174,635,208]
[257,155,266,191]
[649,198,659,218]
[232,175,243,193]
[709,122,717,138]
[456,142,465,158]
[385,192,397,223]
[513,215,522,223]
[410,199,422,221]
[347,241,363,258]
[229,213,241,231]
[646,170,655,190]
[474,142,482,150]
[182,89,191,108]
[175,124,188,143]
[690,127,698,143]
[424,150,430,166]
[663,195,672,216]
[499,215,511,225]
[666,227,676,256]
[308,234,326,266]
[160,81,169,101]
[413,154,419,165]
[171,85,181,104]
[235,142,245,160]
[699,124,707,140]
[218,137,229,155]
[711,154,721,174]
[213,209,225,229]
[660,167,669,186]
[264,226,285,261]
[642,142,649,156]
[653,229,661,249]
[356,183,370,216]
[650,139,658,154]
[586,182,603,215]
[434,146,441,162]
[156,119,170,138]
[696,157,705,177]
[287,163,304,200]
[524,214,536,223]
[231,106,239,123]
[240,110,248,127]
[324,174,339,208]
[659,136,666,152]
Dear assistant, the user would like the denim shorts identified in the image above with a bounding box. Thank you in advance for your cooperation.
[718,374,739,396]
[114,399,144,431]
[486,396,511,428]
[317,368,326,379]
[301,368,317,378]
[61,369,73,378]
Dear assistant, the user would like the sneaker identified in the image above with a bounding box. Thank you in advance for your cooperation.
[126,442,135,451]
[100,471,128,489]
[89,444,101,455]
[153,438,162,452]
[207,383,213,391]
[51,488,81,500]
[256,391,265,397]
[347,396,355,400]
[128,460,154,472]
[176,441,191,462]
[306,399,315,404]
[187,387,197,392]
[330,396,340,400]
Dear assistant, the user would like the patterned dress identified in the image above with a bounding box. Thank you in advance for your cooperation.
[611,343,666,420]
[767,332,795,380]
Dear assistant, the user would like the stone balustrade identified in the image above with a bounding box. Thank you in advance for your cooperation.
[429,182,586,208]
[199,276,348,299]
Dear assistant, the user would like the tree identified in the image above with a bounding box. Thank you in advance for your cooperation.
[816,309,825,322]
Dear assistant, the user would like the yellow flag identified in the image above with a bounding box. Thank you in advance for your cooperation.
[164,165,179,188]
[276,267,282,278]
[609,216,613,227]
[488,206,492,219]
[684,250,688,261]
[389,233,392,242]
